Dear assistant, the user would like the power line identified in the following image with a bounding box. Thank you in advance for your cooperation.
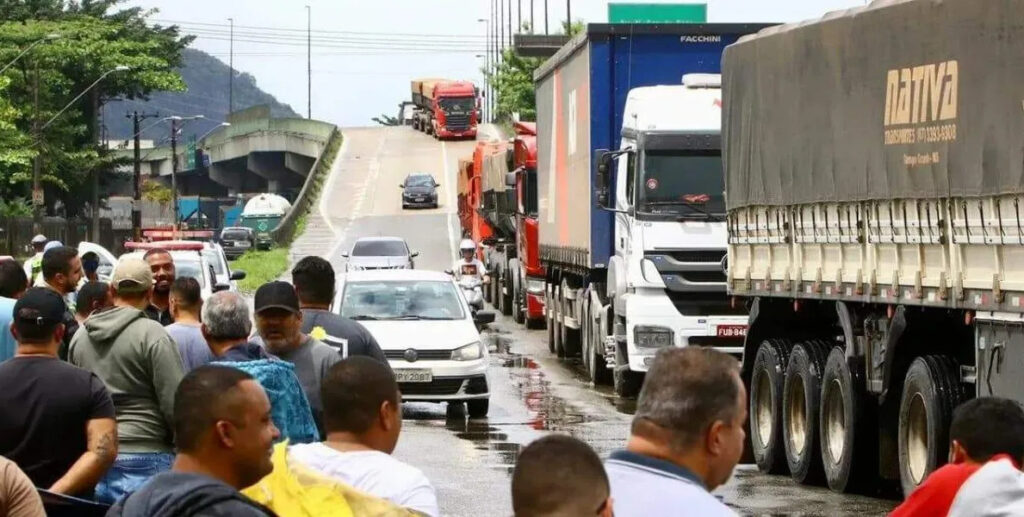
[191,34,486,52]
[179,29,487,50]
[178,25,487,45]
[153,18,488,39]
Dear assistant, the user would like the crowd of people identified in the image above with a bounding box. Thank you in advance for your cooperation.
[0,238,1023,517]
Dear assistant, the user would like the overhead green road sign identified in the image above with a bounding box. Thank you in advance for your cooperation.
[608,3,707,23]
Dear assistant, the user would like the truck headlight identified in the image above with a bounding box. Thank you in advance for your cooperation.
[526,278,545,295]
[452,341,484,361]
[634,326,674,348]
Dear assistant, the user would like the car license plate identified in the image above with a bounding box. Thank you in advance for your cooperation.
[415,197,425,202]
[238,241,250,248]
[716,325,748,338]
[395,369,433,383]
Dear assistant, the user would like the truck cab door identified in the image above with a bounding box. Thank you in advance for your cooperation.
[614,144,636,258]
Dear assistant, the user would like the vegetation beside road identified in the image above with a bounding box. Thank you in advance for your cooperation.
[229,247,289,292]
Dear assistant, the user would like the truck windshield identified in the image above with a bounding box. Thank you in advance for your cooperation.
[439,97,475,114]
[638,151,725,218]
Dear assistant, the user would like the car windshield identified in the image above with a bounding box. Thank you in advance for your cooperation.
[406,175,434,187]
[174,258,206,287]
[351,240,407,257]
[222,229,250,241]
[639,151,726,217]
[439,97,474,113]
[201,249,226,275]
[340,280,465,320]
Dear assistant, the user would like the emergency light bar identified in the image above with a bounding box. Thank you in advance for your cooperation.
[142,229,215,240]
[124,240,205,251]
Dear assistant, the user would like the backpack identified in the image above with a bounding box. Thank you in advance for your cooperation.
[214,359,319,444]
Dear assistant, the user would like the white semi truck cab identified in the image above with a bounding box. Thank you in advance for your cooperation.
[593,74,748,393]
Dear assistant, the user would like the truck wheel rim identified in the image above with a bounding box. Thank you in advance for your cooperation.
[823,378,845,464]
[907,393,929,484]
[753,369,773,448]
[787,376,808,456]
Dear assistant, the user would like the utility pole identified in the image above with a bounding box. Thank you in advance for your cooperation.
[129,111,158,241]
[31,62,41,234]
[91,89,100,241]
[507,0,512,46]
[566,0,571,34]
[545,0,549,34]
[306,5,312,119]
[518,0,522,33]
[531,0,535,33]
[228,17,234,114]
[170,117,179,232]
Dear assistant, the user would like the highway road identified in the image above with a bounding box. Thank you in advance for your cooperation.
[315,126,898,516]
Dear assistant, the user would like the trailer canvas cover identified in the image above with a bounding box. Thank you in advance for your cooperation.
[722,0,1024,210]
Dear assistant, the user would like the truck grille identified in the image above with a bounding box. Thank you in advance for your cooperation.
[663,250,726,263]
[665,292,747,316]
[384,349,453,361]
[399,378,465,396]
[445,114,470,130]
[679,271,727,283]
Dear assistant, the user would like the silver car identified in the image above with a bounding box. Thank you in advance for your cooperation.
[343,236,418,271]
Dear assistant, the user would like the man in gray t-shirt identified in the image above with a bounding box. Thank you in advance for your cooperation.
[291,256,387,366]
[165,278,213,373]
[252,282,341,427]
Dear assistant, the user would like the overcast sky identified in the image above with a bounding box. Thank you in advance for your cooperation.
[127,0,866,127]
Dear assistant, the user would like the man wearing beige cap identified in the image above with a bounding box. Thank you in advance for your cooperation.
[68,258,185,505]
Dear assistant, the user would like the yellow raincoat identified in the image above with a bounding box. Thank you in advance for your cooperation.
[243,442,420,517]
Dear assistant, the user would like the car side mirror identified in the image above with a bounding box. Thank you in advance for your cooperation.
[230,270,246,280]
[444,269,454,275]
[474,311,496,325]
[341,252,349,258]
[434,183,440,187]
[411,252,420,258]
[213,282,231,293]
[505,171,517,187]
[399,184,405,188]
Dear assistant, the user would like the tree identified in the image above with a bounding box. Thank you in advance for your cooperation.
[0,2,191,216]
[485,20,585,122]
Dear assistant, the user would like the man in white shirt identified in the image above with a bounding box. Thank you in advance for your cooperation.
[287,356,438,517]
[452,239,487,283]
[605,347,747,516]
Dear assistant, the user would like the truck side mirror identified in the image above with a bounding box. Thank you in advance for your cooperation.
[594,149,612,209]
[505,171,517,187]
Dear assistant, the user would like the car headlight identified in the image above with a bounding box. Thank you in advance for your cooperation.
[452,341,484,361]
[634,326,674,348]
[526,278,545,295]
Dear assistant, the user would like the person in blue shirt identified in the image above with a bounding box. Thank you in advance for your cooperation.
[0,259,28,361]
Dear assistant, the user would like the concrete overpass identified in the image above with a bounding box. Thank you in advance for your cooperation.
[114,109,336,200]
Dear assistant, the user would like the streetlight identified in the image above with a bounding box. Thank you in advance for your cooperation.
[0,33,60,75]
[32,64,128,233]
[168,115,205,232]
[197,122,230,142]
[40,65,130,131]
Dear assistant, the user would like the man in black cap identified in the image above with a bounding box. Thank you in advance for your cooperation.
[0,287,117,498]
[252,281,341,430]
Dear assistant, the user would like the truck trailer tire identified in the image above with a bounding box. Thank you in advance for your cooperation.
[898,355,964,497]
[500,273,513,317]
[820,347,876,493]
[546,287,556,353]
[584,295,612,386]
[559,279,581,357]
[749,339,795,474]
[782,340,830,485]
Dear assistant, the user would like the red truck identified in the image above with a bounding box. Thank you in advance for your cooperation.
[410,78,479,140]
[503,122,544,328]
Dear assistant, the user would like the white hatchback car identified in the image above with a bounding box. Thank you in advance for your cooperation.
[342,236,418,271]
[336,269,495,417]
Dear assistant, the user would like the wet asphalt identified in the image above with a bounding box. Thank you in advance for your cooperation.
[317,126,898,516]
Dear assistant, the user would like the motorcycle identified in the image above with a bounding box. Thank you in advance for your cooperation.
[447,270,486,314]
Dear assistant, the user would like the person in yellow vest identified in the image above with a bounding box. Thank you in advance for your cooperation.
[22,234,46,284]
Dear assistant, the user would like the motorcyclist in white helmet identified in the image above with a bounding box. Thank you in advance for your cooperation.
[453,239,488,284]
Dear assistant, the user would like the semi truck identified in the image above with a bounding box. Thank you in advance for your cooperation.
[535,23,769,397]
[410,78,480,140]
[723,0,1024,497]
[504,122,546,328]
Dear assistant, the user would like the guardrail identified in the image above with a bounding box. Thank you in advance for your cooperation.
[270,127,343,245]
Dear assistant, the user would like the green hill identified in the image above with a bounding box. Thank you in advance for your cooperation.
[103,47,299,144]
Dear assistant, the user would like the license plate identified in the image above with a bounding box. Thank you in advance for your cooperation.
[238,241,250,248]
[395,369,433,383]
[415,197,425,202]
[716,325,748,338]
